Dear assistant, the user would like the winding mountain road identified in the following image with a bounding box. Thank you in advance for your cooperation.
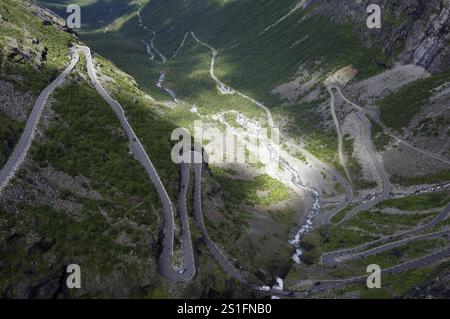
[307,245,450,293]
[334,86,450,166]
[168,34,450,296]
[332,228,450,266]
[321,85,390,228]
[2,7,448,295]
[327,83,450,225]
[0,49,79,194]
[159,31,450,295]
[327,84,392,224]
[190,153,248,284]
[79,45,194,282]
[0,45,196,283]
[189,32,276,128]
[327,86,353,186]
[321,203,450,266]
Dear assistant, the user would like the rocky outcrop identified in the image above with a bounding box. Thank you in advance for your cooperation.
[0,80,34,122]
[307,0,450,74]
[405,271,450,298]
[0,156,103,219]
[401,0,450,74]
[24,0,66,27]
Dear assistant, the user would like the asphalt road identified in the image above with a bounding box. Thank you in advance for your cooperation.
[327,84,449,225]
[327,86,353,186]
[77,46,195,282]
[0,45,196,282]
[354,109,391,202]
[311,245,450,294]
[190,32,276,129]
[2,39,448,297]
[335,228,450,264]
[0,49,79,194]
[322,203,450,266]
[327,84,392,225]
[190,33,355,229]
[335,86,450,166]
[191,153,247,284]
[161,36,450,296]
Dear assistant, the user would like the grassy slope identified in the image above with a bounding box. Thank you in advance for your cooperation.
[0,78,165,297]
[0,0,72,177]
[135,0,387,98]
[28,0,449,297]
[376,192,450,211]
[0,0,165,298]
[211,167,292,207]
[1,1,253,297]
[40,0,143,31]
[379,72,450,131]
[75,0,390,166]
[0,0,74,92]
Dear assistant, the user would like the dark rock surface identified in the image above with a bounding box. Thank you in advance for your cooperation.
[307,0,450,74]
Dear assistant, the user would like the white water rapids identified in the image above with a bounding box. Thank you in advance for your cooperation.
[211,112,324,264]
[156,72,178,102]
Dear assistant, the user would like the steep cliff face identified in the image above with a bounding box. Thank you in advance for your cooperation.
[406,0,450,73]
[310,0,450,74]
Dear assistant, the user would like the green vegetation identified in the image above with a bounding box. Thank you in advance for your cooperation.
[376,192,450,211]
[0,0,74,92]
[328,237,448,280]
[334,261,450,299]
[391,170,450,186]
[301,225,379,263]
[110,0,389,100]
[211,167,292,207]
[32,82,163,207]
[0,113,23,167]
[146,287,167,299]
[158,38,267,121]
[295,151,307,164]
[1,0,301,298]
[275,98,340,167]
[0,78,169,296]
[223,112,243,129]
[330,204,355,224]
[93,55,181,198]
[375,263,448,297]
[237,211,252,228]
[41,0,144,32]
[343,134,360,176]
[321,225,379,252]
[370,119,392,151]
[379,72,450,130]
[349,238,448,270]
[70,0,392,170]
[345,210,437,236]
[413,115,450,138]
[342,134,376,190]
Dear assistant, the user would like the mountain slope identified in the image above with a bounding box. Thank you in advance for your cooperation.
[2,0,450,299]
[0,0,256,298]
